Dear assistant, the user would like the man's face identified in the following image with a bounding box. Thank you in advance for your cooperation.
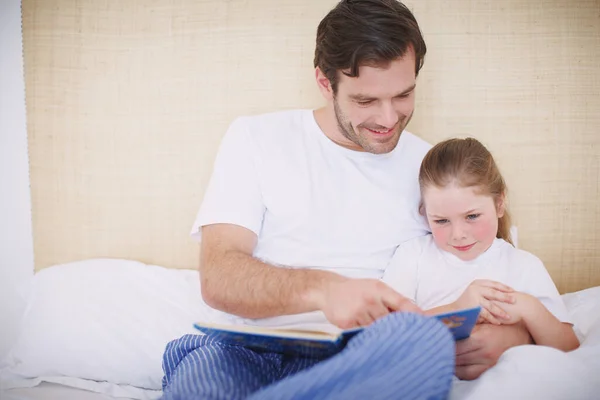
[333,51,417,154]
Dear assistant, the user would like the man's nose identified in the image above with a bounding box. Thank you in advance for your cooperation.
[377,102,399,128]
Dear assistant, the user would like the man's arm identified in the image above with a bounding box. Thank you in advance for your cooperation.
[200,223,343,319]
[200,223,419,328]
[455,322,533,380]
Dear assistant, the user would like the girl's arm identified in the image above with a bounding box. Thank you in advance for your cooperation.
[502,292,579,352]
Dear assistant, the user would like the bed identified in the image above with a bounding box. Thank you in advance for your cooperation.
[1,259,599,400]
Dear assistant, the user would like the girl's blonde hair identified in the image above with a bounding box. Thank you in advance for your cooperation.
[419,137,513,245]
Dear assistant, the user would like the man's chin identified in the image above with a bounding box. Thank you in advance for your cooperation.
[364,131,402,154]
[367,144,397,154]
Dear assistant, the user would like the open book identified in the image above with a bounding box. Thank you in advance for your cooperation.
[194,306,481,358]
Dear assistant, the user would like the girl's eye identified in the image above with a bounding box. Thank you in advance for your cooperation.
[434,219,449,225]
[467,214,480,220]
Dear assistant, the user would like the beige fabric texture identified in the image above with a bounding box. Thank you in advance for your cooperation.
[22,0,599,294]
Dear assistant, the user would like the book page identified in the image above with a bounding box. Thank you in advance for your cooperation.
[241,311,342,335]
[195,321,342,340]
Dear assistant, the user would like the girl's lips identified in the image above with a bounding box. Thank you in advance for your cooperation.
[453,243,476,252]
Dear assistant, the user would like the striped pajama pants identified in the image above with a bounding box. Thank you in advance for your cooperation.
[160,312,455,400]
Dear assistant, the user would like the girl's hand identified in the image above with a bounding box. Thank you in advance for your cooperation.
[490,292,535,325]
[453,280,516,325]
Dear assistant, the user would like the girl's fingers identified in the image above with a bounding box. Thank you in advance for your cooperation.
[482,287,515,304]
[475,279,514,293]
[479,308,502,325]
[482,299,510,320]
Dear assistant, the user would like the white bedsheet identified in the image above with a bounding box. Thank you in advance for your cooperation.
[450,286,600,400]
[1,382,137,400]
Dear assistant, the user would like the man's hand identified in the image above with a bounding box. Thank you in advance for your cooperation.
[455,322,533,380]
[312,278,422,329]
[453,280,516,325]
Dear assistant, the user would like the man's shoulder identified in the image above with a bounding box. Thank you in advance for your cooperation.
[394,131,432,165]
[232,109,309,133]
[219,109,315,164]
[398,234,435,255]
[400,131,433,150]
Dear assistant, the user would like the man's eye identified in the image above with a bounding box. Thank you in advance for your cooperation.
[357,100,373,106]
[467,214,480,220]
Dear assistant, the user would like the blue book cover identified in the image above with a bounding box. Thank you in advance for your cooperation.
[432,306,481,341]
[194,306,481,358]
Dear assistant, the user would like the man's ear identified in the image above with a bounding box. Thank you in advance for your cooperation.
[496,193,506,218]
[315,67,334,101]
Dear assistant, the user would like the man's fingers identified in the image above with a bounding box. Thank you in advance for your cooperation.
[456,343,490,366]
[367,302,391,322]
[455,326,482,356]
[455,364,490,381]
[355,311,375,327]
[381,288,422,313]
[456,347,482,365]
[398,299,423,314]
[455,339,477,357]
[380,288,406,311]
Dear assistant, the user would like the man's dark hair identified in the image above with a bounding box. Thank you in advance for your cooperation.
[314,0,426,93]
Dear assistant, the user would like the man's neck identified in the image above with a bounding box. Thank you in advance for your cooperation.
[312,107,361,151]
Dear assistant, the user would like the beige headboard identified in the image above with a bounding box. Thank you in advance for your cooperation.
[22,0,600,294]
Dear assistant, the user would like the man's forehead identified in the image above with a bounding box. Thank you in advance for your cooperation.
[336,63,416,96]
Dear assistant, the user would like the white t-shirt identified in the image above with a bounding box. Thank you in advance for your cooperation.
[382,234,572,323]
[191,109,431,326]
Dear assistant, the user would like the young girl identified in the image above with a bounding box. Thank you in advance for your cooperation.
[382,137,579,352]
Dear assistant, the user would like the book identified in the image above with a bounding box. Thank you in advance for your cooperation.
[193,306,481,358]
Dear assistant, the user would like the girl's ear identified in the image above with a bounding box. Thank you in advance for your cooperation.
[418,201,426,216]
[419,202,432,229]
[496,193,506,218]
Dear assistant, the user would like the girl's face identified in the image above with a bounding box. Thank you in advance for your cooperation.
[422,183,504,261]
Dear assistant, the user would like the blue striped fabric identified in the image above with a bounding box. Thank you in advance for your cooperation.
[161,313,454,400]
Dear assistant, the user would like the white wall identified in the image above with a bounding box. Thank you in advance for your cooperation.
[0,0,34,362]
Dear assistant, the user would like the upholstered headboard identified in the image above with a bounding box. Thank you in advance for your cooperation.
[22,0,600,293]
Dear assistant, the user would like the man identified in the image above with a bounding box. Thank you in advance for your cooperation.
[161,1,532,399]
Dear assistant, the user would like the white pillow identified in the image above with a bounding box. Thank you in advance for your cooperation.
[0,258,211,399]
[561,285,600,340]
